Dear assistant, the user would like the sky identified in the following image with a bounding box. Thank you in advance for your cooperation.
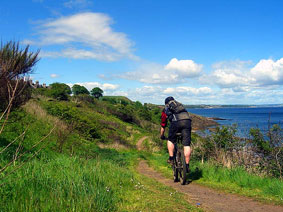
[1,0,283,105]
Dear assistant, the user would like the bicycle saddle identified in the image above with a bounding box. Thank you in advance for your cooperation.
[176,132,182,137]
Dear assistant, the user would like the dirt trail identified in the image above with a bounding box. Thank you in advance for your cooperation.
[136,136,148,150]
[136,137,283,212]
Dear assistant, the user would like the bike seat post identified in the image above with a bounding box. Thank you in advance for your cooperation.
[176,133,182,144]
[176,132,182,137]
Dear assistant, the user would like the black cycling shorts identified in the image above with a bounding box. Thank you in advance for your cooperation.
[168,119,191,146]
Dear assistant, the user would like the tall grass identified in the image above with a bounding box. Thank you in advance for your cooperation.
[195,161,283,201]
[0,154,134,211]
[145,151,283,204]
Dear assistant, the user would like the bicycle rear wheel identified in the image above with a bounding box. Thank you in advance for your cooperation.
[173,159,179,182]
[179,151,187,185]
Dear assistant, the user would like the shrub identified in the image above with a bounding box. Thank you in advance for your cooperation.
[0,41,39,110]
[72,94,94,104]
[48,83,71,100]
[72,84,89,95]
[249,128,271,154]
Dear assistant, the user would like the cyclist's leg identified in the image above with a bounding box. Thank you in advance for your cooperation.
[167,140,174,157]
[167,122,178,162]
[184,146,191,164]
[180,119,192,165]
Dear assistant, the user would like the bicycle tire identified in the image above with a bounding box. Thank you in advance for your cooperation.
[173,159,179,182]
[172,143,179,182]
[179,151,187,185]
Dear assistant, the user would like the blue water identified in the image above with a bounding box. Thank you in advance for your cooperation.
[187,107,283,137]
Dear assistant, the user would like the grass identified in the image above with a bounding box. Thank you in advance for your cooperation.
[0,149,202,212]
[1,155,126,211]
[4,95,282,211]
[144,151,283,205]
[0,101,202,211]
[123,169,203,212]
[194,162,283,203]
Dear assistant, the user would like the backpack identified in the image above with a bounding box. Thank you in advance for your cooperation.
[166,100,186,114]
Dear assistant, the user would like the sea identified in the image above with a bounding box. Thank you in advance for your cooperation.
[186,107,283,137]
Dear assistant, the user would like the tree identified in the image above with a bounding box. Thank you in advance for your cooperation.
[0,41,56,179]
[72,84,89,95]
[0,41,40,111]
[134,101,143,108]
[90,87,103,98]
[49,83,71,100]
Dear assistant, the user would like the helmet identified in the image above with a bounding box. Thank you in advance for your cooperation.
[165,96,174,104]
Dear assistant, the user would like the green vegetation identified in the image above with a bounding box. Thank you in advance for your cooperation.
[1,83,282,211]
[0,41,282,210]
[0,91,202,211]
[144,124,283,204]
[91,87,103,98]
[45,82,72,100]
[192,125,283,179]
[0,41,39,110]
[72,84,90,95]
[145,151,283,205]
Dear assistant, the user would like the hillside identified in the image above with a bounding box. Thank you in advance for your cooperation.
[2,92,281,212]
[1,94,204,211]
[0,92,218,210]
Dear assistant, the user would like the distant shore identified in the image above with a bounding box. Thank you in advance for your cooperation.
[189,112,219,131]
[185,104,283,109]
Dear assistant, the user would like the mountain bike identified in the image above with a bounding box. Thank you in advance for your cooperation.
[172,132,188,185]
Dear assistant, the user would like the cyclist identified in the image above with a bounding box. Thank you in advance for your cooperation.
[160,96,192,171]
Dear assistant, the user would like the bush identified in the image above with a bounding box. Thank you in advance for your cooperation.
[249,128,271,154]
[72,94,94,104]
[72,84,89,95]
[48,83,71,100]
[0,41,39,110]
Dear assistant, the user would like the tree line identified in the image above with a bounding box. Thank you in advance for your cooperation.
[35,82,104,101]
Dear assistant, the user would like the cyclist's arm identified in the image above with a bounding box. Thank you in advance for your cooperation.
[160,110,167,139]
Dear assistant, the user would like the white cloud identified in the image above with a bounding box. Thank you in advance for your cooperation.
[163,86,212,96]
[201,58,283,90]
[251,58,283,85]
[122,58,203,84]
[103,83,120,90]
[200,60,253,88]
[211,69,252,88]
[124,63,180,84]
[50,74,59,78]
[123,85,214,104]
[164,58,203,78]
[24,12,136,61]
[219,88,283,104]
[127,86,165,103]
[40,48,120,61]
[108,90,128,97]
[68,82,119,91]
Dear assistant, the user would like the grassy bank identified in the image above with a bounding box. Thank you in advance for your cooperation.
[145,151,283,205]
[0,99,202,211]
[0,150,202,212]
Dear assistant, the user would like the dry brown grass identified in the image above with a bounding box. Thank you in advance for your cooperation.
[22,100,71,152]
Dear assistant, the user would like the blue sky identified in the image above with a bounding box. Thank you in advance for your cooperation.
[1,0,283,104]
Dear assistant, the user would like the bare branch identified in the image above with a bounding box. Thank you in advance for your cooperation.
[0,126,56,174]
[0,129,27,155]
[0,133,52,184]
[0,79,20,134]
